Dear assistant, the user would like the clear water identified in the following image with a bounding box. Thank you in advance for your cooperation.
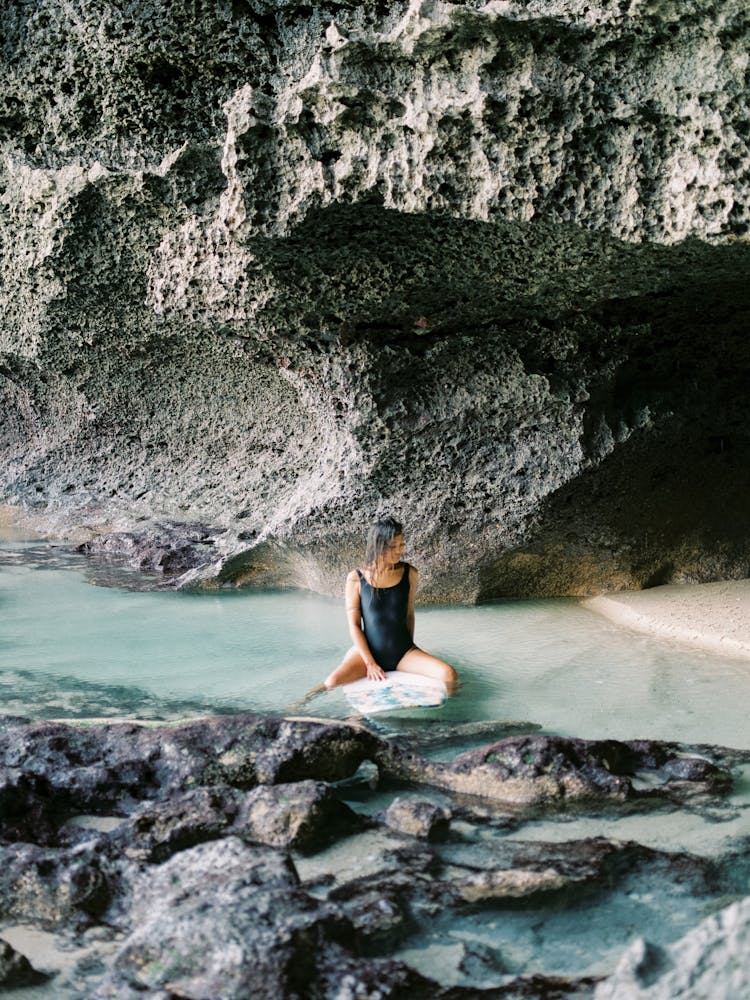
[3,528,750,998]
[2,533,749,750]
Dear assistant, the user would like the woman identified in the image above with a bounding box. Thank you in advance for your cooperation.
[302,516,458,702]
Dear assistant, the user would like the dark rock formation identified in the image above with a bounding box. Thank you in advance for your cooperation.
[0,714,378,813]
[0,713,745,996]
[374,733,732,806]
[76,519,227,576]
[112,786,241,862]
[0,767,60,844]
[232,779,363,852]
[383,795,452,839]
[95,837,346,999]
[0,716,731,825]
[0,839,124,928]
[1,1,749,598]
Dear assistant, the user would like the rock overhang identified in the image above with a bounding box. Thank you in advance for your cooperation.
[1,0,749,598]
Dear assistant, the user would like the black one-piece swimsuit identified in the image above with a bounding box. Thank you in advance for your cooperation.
[357,563,416,672]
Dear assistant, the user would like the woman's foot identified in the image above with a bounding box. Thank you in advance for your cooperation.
[287,682,328,712]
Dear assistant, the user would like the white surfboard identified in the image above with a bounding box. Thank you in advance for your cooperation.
[343,671,448,716]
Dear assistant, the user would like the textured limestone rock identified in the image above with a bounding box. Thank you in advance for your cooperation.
[93,836,453,1000]
[233,779,363,852]
[595,895,750,1000]
[383,795,452,839]
[0,1,749,597]
[76,520,226,576]
[0,840,122,928]
[0,716,731,831]
[0,714,745,996]
[0,768,60,845]
[0,715,378,811]
[114,786,240,862]
[375,733,732,806]
[95,837,340,999]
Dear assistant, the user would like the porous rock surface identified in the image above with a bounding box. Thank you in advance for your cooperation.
[1,1,749,598]
[0,713,747,996]
[595,895,750,1000]
[375,732,732,805]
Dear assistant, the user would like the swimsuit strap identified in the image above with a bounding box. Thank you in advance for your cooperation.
[356,564,408,589]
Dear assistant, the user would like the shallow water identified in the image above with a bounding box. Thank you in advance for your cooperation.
[1,534,749,750]
[2,530,750,996]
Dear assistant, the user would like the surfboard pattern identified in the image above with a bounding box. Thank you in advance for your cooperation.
[344,672,448,715]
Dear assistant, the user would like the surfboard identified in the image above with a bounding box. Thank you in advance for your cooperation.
[343,671,448,716]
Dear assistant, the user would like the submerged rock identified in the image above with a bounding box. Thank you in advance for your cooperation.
[595,895,750,1000]
[375,734,732,807]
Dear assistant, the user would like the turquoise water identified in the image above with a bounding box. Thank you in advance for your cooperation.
[2,535,749,748]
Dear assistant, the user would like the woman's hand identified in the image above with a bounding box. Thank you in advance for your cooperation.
[365,660,387,682]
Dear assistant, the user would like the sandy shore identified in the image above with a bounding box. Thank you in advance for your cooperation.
[583,579,750,661]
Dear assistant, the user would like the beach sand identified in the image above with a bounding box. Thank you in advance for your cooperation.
[583,579,750,661]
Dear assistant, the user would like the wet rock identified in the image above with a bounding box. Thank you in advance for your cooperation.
[78,520,225,578]
[456,940,508,983]
[486,974,602,998]
[314,951,456,1000]
[440,836,631,886]
[384,796,452,840]
[233,780,363,853]
[0,768,60,844]
[595,895,750,999]
[332,887,407,949]
[439,837,627,908]
[113,786,241,862]
[0,715,377,811]
[0,840,127,928]
[456,867,570,904]
[376,735,732,807]
[0,940,48,988]
[386,720,544,755]
[95,837,350,999]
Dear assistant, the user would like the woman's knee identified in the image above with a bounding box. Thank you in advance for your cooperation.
[443,663,459,685]
[324,663,347,690]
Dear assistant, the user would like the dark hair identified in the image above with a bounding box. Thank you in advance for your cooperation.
[365,516,403,569]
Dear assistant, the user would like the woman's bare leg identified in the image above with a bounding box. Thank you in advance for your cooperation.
[293,647,368,708]
[324,646,369,690]
[396,648,459,695]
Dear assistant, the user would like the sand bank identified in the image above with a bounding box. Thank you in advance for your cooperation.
[583,579,750,661]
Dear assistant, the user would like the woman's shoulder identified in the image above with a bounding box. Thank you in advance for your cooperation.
[346,568,362,584]
[405,562,418,579]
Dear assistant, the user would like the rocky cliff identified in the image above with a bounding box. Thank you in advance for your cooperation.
[1,0,749,598]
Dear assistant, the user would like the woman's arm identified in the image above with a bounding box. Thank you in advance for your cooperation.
[345,570,386,681]
[407,565,418,639]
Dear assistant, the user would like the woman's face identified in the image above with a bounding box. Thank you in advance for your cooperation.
[383,533,405,566]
